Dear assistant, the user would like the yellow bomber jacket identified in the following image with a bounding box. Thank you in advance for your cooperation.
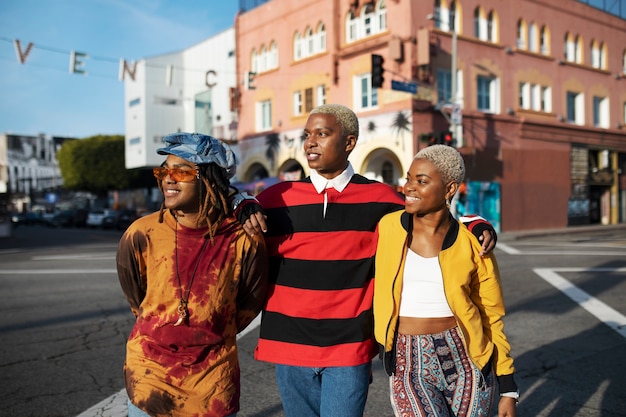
[373,210,517,393]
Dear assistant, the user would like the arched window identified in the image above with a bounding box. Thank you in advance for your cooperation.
[564,32,575,61]
[434,0,443,29]
[449,1,458,34]
[316,22,327,53]
[517,19,527,49]
[540,25,550,55]
[377,0,387,32]
[575,35,583,64]
[346,10,357,43]
[591,39,600,68]
[251,48,258,73]
[487,10,497,43]
[294,32,302,60]
[474,7,484,40]
[305,27,314,56]
[259,45,268,72]
[269,41,278,69]
[362,3,375,37]
[599,42,607,70]
[529,22,538,53]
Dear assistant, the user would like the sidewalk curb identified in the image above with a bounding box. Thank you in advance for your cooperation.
[499,223,626,242]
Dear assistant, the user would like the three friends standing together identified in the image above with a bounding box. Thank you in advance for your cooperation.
[117,104,517,417]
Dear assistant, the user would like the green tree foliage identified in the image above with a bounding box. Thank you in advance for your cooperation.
[57,135,153,194]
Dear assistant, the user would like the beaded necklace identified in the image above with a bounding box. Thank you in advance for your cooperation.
[173,221,210,326]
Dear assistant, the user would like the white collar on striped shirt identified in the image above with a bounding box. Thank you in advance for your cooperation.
[310,162,354,194]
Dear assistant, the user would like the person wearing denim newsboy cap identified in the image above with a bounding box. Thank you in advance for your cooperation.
[116,132,268,417]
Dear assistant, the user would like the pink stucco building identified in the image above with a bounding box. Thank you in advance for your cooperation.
[233,0,626,231]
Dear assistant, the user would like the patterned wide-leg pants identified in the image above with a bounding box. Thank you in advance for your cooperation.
[390,327,496,417]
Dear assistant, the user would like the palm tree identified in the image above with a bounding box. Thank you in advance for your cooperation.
[391,111,412,149]
[265,132,281,170]
[367,120,377,133]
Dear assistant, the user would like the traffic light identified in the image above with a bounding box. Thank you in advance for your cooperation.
[371,54,385,88]
[428,132,437,146]
[423,131,455,146]
[441,131,455,147]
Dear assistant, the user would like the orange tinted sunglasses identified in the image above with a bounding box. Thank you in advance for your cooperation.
[152,167,199,182]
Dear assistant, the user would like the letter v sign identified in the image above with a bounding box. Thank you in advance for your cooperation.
[13,39,34,64]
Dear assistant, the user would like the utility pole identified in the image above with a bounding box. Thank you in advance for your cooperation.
[428,12,462,147]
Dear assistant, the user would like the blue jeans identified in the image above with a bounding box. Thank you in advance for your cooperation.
[275,363,371,417]
[128,399,236,417]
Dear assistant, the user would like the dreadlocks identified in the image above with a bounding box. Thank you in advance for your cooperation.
[157,162,232,243]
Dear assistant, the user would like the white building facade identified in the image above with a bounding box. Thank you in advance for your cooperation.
[123,28,238,170]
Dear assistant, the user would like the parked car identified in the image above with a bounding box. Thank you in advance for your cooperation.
[102,209,139,230]
[116,209,140,230]
[86,210,107,228]
[45,209,88,228]
[13,211,45,226]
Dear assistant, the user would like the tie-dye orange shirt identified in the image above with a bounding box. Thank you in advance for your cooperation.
[116,210,268,417]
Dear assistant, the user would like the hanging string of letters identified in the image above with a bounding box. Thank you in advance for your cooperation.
[8,38,219,87]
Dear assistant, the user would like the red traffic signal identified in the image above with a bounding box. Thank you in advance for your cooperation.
[442,131,454,146]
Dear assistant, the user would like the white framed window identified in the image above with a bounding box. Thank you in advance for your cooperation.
[541,86,552,112]
[316,23,327,53]
[294,33,302,60]
[354,74,378,110]
[378,0,387,32]
[345,0,388,44]
[305,27,314,56]
[251,49,258,73]
[346,11,357,43]
[269,41,278,69]
[517,20,526,49]
[529,23,539,53]
[593,96,609,128]
[256,100,272,132]
[477,75,499,113]
[519,82,530,109]
[259,45,267,73]
[437,68,463,106]
[540,26,550,55]
[316,84,326,106]
[293,92,303,116]
[591,40,601,68]
[530,84,540,110]
[295,23,327,61]
[437,68,452,104]
[449,1,458,34]
[253,43,279,73]
[474,7,487,41]
[362,4,374,36]
[566,91,584,125]
[487,11,497,43]
[565,33,575,62]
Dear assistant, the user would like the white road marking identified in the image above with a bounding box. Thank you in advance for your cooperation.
[534,267,626,339]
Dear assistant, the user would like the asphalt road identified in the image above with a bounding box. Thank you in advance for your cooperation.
[1,223,625,417]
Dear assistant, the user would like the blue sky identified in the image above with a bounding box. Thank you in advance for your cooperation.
[0,0,239,138]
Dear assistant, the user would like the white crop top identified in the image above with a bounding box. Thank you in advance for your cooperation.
[399,249,454,318]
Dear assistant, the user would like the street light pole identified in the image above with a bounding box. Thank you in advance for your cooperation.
[450,28,457,140]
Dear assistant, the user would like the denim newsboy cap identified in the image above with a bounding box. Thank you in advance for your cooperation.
[157,132,237,179]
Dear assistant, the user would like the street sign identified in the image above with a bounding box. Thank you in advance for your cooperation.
[391,80,417,94]
[451,103,462,125]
